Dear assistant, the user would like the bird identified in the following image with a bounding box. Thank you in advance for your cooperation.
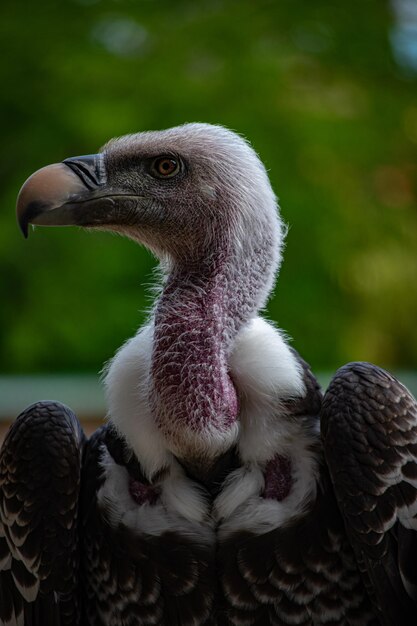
[1,122,416,625]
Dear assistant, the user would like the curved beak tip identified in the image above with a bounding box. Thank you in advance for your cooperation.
[16,163,91,237]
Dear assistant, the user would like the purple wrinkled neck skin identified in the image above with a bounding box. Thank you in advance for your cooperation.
[152,253,240,443]
[150,223,277,457]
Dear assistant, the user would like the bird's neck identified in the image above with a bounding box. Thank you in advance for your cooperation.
[151,249,263,461]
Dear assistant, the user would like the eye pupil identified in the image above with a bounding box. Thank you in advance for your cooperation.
[152,157,180,178]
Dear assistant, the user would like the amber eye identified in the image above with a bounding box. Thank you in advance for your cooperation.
[151,156,180,178]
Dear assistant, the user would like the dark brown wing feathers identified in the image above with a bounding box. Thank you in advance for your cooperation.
[0,401,84,625]
[322,362,417,625]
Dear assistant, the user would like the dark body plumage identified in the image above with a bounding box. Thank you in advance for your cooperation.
[2,360,417,624]
[3,123,417,624]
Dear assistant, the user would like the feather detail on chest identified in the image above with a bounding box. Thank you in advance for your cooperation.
[103,315,320,537]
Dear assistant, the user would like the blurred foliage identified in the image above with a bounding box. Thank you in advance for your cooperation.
[0,0,416,374]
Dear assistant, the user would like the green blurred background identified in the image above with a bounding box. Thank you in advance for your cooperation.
[1,0,416,413]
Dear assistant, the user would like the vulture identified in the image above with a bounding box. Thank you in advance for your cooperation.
[1,122,417,626]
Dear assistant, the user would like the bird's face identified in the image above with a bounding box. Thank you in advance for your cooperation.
[17,123,278,264]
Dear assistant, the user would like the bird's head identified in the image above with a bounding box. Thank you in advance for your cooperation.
[17,123,282,271]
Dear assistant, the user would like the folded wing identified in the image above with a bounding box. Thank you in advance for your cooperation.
[0,401,84,626]
[322,362,417,625]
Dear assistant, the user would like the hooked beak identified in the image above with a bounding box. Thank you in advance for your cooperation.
[16,154,114,238]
